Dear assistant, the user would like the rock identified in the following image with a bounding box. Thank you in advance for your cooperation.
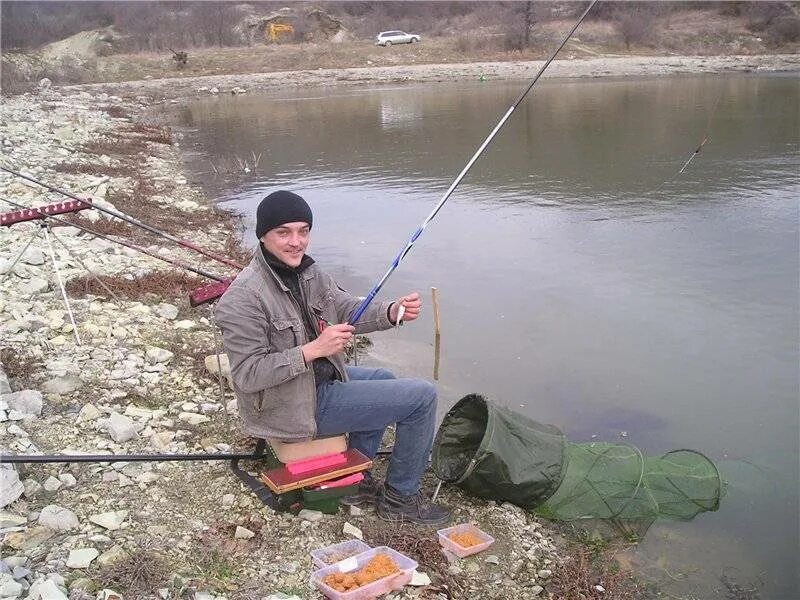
[2,557,27,568]
[154,303,179,320]
[23,478,42,498]
[89,510,127,530]
[21,248,45,266]
[150,431,175,449]
[537,569,552,579]
[38,77,52,90]
[4,527,54,552]
[234,526,255,539]
[145,347,174,364]
[97,545,127,567]
[2,390,43,416]
[0,366,10,395]
[0,510,27,528]
[178,412,209,425]
[18,277,49,295]
[69,577,95,592]
[43,476,62,492]
[297,509,323,523]
[173,320,196,330]
[28,578,68,600]
[106,412,138,443]
[485,555,500,565]
[221,494,235,507]
[531,584,545,596]
[12,565,30,579]
[59,473,77,487]
[409,570,432,586]
[0,574,23,598]
[349,505,363,517]
[42,375,83,395]
[6,424,27,437]
[38,505,79,530]
[66,547,99,569]
[77,403,101,421]
[0,466,24,507]
[594,584,606,593]
[204,354,232,388]
[342,521,363,540]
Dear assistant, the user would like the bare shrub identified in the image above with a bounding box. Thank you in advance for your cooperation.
[503,29,526,52]
[745,1,789,32]
[92,542,172,598]
[765,16,800,45]
[616,6,656,50]
[0,59,35,95]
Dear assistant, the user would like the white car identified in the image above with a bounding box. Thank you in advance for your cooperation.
[375,31,420,46]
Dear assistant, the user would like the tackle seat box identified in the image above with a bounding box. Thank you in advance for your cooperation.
[264,435,364,514]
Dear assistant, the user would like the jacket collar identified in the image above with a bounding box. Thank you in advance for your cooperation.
[255,245,316,290]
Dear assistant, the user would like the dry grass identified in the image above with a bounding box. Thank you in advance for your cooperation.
[91,540,173,597]
[53,161,134,178]
[547,531,652,600]
[64,270,205,302]
[0,346,42,390]
[99,104,131,119]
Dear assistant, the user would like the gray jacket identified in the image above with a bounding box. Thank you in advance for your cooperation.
[214,251,393,441]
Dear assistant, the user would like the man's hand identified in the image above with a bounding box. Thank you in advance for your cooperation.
[302,324,354,362]
[390,292,422,324]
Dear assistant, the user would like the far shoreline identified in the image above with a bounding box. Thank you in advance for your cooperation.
[62,53,800,101]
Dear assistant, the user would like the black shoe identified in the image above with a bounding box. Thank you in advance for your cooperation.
[340,472,382,507]
[376,485,451,526]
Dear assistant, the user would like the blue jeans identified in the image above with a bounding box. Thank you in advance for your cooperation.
[315,366,437,497]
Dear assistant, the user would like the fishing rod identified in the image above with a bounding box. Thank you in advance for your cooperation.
[348,0,598,325]
[0,197,226,282]
[0,165,243,270]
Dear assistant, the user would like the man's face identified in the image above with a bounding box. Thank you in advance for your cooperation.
[260,221,310,268]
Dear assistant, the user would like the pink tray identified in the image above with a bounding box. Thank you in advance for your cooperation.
[437,523,494,558]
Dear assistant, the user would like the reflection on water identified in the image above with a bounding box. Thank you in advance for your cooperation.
[173,74,799,598]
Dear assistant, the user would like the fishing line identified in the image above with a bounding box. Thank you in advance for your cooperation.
[348,0,599,325]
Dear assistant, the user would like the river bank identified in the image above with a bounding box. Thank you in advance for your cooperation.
[62,53,800,101]
[0,79,655,599]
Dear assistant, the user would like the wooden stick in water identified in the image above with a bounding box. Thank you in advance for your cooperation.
[432,287,441,380]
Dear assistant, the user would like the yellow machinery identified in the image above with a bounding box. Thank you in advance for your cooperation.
[268,23,294,42]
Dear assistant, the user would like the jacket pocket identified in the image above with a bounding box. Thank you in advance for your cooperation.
[271,318,302,346]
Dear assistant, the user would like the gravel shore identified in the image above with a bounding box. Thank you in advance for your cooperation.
[63,53,800,100]
[0,86,574,600]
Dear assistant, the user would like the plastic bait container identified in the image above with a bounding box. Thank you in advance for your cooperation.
[311,546,417,600]
[311,539,372,569]
[437,523,495,558]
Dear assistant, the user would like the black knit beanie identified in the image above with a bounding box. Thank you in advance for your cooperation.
[255,190,313,239]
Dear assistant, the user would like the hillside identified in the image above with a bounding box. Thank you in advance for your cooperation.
[2,2,798,93]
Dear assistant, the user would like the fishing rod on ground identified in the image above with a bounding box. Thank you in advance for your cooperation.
[0,165,243,271]
[347,0,599,326]
[0,196,227,282]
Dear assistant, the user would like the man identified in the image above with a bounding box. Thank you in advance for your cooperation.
[215,190,450,525]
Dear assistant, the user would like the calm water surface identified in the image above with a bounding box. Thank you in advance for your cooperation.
[173,74,799,598]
